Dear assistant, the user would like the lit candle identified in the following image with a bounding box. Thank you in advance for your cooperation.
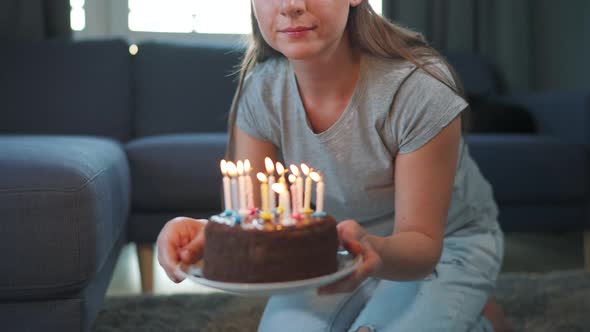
[276,162,286,185]
[310,171,324,214]
[220,160,232,211]
[227,161,239,214]
[301,163,313,213]
[257,172,272,220]
[288,174,299,217]
[237,160,247,215]
[290,164,303,214]
[244,159,254,209]
[265,157,276,211]
[272,182,292,225]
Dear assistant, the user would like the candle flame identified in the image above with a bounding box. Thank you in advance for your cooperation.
[289,164,299,176]
[237,160,244,175]
[227,161,238,177]
[288,174,296,183]
[244,159,251,172]
[310,171,321,182]
[220,160,227,175]
[257,172,267,182]
[276,162,285,175]
[301,163,310,176]
[265,157,275,174]
[271,182,286,194]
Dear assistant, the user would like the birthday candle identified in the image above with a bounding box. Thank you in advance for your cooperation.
[276,162,286,185]
[310,172,324,213]
[220,160,232,211]
[244,159,254,209]
[257,172,270,217]
[227,161,239,213]
[272,182,291,225]
[290,164,303,213]
[301,163,312,213]
[237,160,247,214]
[288,174,299,216]
[265,157,276,210]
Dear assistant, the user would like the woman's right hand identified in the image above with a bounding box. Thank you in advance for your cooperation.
[156,217,207,283]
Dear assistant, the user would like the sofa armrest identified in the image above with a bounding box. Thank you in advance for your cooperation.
[0,136,130,298]
[494,91,590,144]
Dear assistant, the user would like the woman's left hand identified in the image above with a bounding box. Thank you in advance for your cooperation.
[317,219,383,295]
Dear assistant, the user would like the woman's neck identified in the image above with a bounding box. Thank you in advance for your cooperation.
[289,35,361,109]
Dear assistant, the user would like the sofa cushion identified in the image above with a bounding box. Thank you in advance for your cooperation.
[0,136,130,299]
[467,134,588,204]
[0,39,132,141]
[133,41,243,137]
[125,133,226,212]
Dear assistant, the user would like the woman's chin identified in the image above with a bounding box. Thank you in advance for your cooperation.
[277,45,323,61]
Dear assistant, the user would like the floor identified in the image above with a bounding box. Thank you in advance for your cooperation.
[105,231,585,296]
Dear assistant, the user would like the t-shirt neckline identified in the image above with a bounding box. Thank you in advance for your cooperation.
[288,53,367,141]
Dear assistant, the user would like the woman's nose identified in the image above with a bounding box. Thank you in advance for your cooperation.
[280,0,306,18]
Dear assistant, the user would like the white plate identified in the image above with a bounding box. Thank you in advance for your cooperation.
[176,250,361,296]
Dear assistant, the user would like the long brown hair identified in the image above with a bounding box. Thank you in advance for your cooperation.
[226,1,466,159]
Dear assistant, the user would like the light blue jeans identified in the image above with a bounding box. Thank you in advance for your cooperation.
[258,219,504,332]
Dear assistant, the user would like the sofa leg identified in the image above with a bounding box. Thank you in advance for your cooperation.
[137,243,154,293]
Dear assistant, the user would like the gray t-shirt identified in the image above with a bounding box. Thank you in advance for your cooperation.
[236,53,498,235]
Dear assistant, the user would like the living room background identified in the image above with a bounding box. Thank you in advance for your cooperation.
[1,1,590,331]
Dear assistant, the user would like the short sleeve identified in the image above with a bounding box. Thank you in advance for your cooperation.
[392,62,468,154]
[234,72,279,146]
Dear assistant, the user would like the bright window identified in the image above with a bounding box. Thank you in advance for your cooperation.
[70,0,86,31]
[128,0,252,34]
[370,0,382,16]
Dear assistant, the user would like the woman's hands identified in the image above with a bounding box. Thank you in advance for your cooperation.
[156,217,207,283]
[317,219,383,295]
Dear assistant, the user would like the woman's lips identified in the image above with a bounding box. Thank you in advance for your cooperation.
[279,26,315,37]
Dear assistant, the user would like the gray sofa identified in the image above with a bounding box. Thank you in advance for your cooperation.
[0,39,236,331]
[445,54,590,233]
[0,39,588,331]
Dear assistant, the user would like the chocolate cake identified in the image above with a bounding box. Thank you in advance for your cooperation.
[203,213,339,283]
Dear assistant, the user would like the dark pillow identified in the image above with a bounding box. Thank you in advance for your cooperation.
[467,97,537,133]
